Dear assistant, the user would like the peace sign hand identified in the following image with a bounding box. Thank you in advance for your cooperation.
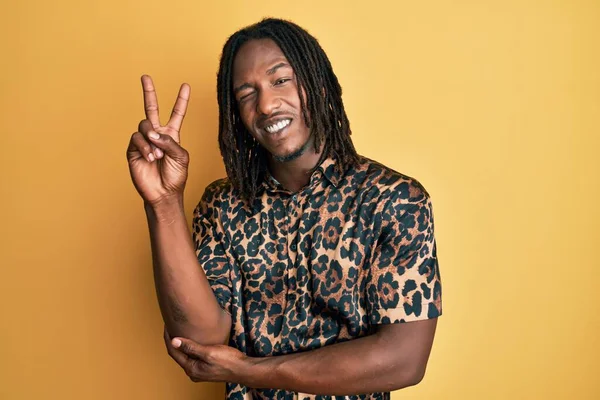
[127,75,191,206]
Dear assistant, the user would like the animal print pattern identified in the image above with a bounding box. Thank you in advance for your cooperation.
[192,156,442,400]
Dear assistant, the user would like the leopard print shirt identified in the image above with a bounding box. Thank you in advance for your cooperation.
[192,156,443,400]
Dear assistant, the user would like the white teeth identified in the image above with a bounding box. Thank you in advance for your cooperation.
[265,119,290,133]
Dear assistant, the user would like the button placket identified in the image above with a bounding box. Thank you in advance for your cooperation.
[288,195,297,251]
[285,194,300,305]
[286,195,297,261]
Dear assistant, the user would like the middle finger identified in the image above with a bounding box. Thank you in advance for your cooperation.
[165,83,191,142]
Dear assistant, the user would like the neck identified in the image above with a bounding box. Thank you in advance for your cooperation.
[268,140,325,193]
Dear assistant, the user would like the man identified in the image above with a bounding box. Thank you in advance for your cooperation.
[127,18,442,400]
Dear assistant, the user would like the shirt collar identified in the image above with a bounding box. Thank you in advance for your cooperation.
[261,156,342,193]
[315,156,341,188]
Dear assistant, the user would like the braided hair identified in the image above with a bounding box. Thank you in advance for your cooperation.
[217,18,358,203]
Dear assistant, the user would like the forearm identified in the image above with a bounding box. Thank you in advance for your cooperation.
[146,196,230,345]
[245,331,424,395]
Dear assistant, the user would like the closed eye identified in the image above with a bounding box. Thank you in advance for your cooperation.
[238,91,256,102]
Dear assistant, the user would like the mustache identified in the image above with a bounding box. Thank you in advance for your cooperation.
[256,110,296,127]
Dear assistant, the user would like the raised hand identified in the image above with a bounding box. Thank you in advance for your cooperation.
[127,75,191,206]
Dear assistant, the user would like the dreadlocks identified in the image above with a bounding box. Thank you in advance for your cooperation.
[217,18,359,204]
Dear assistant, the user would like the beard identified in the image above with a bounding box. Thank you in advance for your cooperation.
[271,134,313,163]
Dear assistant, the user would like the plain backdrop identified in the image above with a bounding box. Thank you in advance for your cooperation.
[1,0,598,399]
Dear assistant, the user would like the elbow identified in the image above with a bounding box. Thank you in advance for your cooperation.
[188,322,231,346]
[407,367,426,387]
[166,316,231,346]
[393,363,427,390]
[190,331,230,346]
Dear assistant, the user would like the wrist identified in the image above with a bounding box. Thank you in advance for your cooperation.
[144,195,185,222]
[238,356,278,389]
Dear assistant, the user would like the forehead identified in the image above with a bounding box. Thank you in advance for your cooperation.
[232,38,289,82]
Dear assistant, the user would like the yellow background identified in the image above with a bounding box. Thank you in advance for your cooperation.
[1,0,598,399]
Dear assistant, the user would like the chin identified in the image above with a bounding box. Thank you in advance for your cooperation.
[271,140,311,163]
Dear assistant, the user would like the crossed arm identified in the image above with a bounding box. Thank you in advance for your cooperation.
[164,318,437,395]
[148,197,438,394]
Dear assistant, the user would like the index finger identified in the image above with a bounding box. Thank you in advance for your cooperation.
[141,75,161,129]
[166,83,191,133]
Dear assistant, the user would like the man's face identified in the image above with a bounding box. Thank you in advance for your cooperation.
[232,38,312,162]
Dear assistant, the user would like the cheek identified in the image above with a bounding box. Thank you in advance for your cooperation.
[288,87,304,108]
[237,105,255,129]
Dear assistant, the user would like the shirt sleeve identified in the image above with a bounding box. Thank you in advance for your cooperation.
[192,185,233,315]
[367,188,443,324]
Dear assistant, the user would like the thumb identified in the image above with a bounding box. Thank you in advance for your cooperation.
[147,132,189,161]
[172,337,206,358]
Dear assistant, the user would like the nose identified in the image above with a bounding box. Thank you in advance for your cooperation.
[256,87,281,116]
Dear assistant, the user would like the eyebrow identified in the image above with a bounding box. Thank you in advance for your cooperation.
[233,62,292,95]
[233,83,252,95]
[266,62,290,75]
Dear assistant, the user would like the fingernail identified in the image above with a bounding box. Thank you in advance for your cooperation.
[149,132,160,140]
[172,338,182,348]
[155,148,163,158]
[148,153,155,162]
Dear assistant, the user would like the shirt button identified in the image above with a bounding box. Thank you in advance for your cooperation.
[290,243,297,251]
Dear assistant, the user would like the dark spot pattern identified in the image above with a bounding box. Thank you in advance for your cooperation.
[192,156,442,400]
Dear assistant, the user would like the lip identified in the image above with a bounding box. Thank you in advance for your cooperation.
[265,121,292,138]
[259,117,293,132]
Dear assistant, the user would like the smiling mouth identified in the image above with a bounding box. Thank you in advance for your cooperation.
[264,118,291,134]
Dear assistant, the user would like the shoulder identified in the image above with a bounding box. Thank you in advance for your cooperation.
[201,177,236,204]
[349,155,430,204]
[195,177,240,216]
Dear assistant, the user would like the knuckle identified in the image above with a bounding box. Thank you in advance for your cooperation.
[171,108,185,117]
[184,362,198,379]
[131,132,145,145]
[138,119,151,131]
[180,343,191,353]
